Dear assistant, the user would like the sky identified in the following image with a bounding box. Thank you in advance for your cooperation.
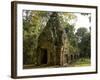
[71,13,91,32]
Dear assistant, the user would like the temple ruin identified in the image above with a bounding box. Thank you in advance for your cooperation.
[36,12,79,67]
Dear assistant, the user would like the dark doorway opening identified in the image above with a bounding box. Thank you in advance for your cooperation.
[71,55,73,61]
[41,49,47,64]
[66,55,68,63]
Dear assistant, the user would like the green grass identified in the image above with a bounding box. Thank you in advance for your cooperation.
[68,58,91,67]
[23,64,61,69]
[23,58,91,69]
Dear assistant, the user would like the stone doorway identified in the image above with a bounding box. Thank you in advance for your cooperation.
[66,54,68,63]
[41,49,48,64]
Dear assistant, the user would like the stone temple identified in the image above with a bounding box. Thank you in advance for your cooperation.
[36,12,79,67]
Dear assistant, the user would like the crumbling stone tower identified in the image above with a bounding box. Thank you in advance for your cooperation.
[36,12,68,66]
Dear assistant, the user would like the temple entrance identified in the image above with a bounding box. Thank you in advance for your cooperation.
[41,49,47,64]
[71,55,73,60]
[66,55,68,63]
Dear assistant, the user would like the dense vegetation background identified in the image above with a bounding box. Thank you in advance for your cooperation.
[23,10,91,66]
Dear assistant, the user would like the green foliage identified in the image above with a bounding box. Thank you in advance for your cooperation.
[76,27,87,43]
[23,10,53,64]
[76,27,91,58]
[69,58,91,67]
[58,13,79,54]
[23,10,90,65]
[64,23,79,54]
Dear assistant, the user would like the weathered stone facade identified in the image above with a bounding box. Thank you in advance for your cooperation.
[36,12,79,67]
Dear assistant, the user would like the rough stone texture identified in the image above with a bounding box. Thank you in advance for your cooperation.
[36,12,79,67]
